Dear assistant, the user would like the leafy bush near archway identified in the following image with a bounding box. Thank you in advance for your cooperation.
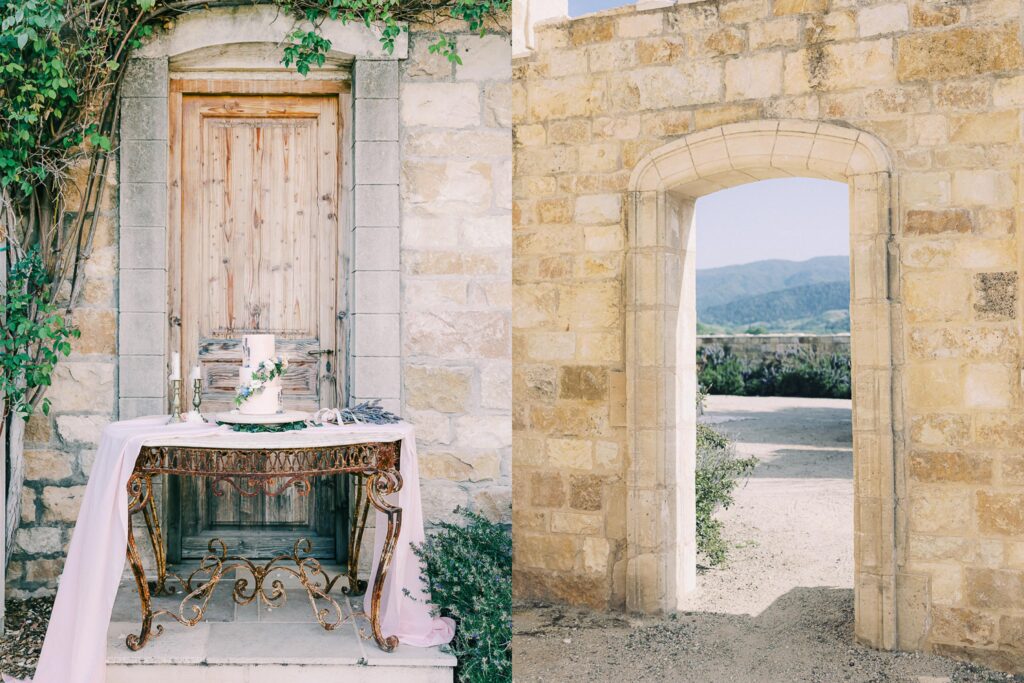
[696,423,756,566]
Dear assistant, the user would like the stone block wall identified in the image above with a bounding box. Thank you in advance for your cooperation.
[512,0,1024,669]
[697,333,851,364]
[12,167,119,595]
[399,29,513,524]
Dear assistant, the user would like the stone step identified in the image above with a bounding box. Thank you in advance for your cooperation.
[107,583,455,683]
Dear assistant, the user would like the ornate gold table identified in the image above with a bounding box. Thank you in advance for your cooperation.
[124,430,403,652]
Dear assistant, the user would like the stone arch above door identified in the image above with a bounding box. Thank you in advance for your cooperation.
[624,120,900,650]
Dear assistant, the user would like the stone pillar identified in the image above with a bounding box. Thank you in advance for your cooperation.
[513,0,568,57]
[351,59,402,414]
[118,57,170,419]
[625,189,697,613]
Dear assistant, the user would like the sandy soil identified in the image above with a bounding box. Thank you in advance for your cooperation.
[513,396,1022,683]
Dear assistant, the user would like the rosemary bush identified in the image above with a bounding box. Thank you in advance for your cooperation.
[413,508,511,683]
[696,423,757,566]
[698,345,851,399]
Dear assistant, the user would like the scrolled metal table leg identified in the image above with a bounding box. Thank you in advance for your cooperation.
[364,468,404,652]
[126,472,163,650]
[344,473,371,597]
[141,474,170,596]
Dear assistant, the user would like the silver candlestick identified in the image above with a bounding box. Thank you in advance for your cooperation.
[167,379,184,424]
[190,378,207,422]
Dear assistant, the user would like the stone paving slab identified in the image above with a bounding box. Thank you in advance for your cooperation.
[107,581,456,677]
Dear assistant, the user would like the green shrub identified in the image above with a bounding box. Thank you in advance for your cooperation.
[695,424,757,566]
[696,346,745,395]
[413,508,511,683]
[698,345,851,399]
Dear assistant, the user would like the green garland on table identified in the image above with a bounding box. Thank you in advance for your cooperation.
[218,421,307,433]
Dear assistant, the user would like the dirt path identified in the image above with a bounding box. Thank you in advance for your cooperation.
[691,395,853,616]
[513,396,1021,683]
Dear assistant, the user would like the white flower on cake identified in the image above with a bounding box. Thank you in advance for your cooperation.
[234,334,288,414]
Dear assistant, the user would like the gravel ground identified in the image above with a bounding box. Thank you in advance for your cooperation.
[513,396,1023,683]
[0,595,51,680]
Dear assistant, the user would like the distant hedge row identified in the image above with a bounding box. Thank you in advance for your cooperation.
[698,346,851,399]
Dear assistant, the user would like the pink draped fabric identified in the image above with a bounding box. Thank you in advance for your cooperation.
[5,416,453,683]
[337,423,457,647]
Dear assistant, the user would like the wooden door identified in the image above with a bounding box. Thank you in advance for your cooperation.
[171,89,343,559]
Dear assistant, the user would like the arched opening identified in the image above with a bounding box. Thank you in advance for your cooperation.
[625,121,898,649]
[690,177,853,619]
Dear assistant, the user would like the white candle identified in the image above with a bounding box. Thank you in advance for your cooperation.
[189,365,202,382]
[169,352,181,381]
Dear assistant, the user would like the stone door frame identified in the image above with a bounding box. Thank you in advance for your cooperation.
[624,120,900,649]
[117,6,407,421]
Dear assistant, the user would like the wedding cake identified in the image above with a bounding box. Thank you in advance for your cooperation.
[235,334,288,415]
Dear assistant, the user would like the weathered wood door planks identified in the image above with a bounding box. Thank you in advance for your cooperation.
[173,90,342,558]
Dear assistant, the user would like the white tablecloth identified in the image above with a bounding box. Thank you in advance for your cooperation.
[6,416,453,683]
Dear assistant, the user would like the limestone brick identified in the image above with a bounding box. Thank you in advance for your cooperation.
[977,494,1024,536]
[547,439,594,469]
[41,486,86,523]
[949,111,1019,144]
[725,52,783,100]
[401,83,481,128]
[910,1,962,27]
[908,487,970,533]
[952,170,1015,208]
[973,272,1017,321]
[703,28,746,56]
[420,451,501,482]
[964,567,1024,611]
[636,35,686,65]
[748,18,800,49]
[897,24,1022,81]
[48,363,115,413]
[963,363,1014,410]
[772,0,824,16]
[904,271,969,322]
[404,365,473,413]
[784,40,895,94]
[858,4,908,37]
[55,415,109,446]
[25,450,74,482]
[908,451,992,484]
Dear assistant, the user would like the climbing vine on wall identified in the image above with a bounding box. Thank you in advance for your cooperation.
[0,0,509,565]
[281,0,510,73]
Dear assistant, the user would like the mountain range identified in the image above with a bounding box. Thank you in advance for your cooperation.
[696,255,850,334]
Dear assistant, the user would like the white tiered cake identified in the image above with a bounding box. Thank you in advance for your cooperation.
[237,334,283,415]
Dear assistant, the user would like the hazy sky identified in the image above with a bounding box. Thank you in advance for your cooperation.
[695,178,849,269]
[569,0,630,15]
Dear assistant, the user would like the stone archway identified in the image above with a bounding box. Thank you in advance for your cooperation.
[624,120,899,649]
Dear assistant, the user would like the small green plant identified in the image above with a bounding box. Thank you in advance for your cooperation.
[0,248,79,424]
[413,508,511,683]
[695,424,757,566]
